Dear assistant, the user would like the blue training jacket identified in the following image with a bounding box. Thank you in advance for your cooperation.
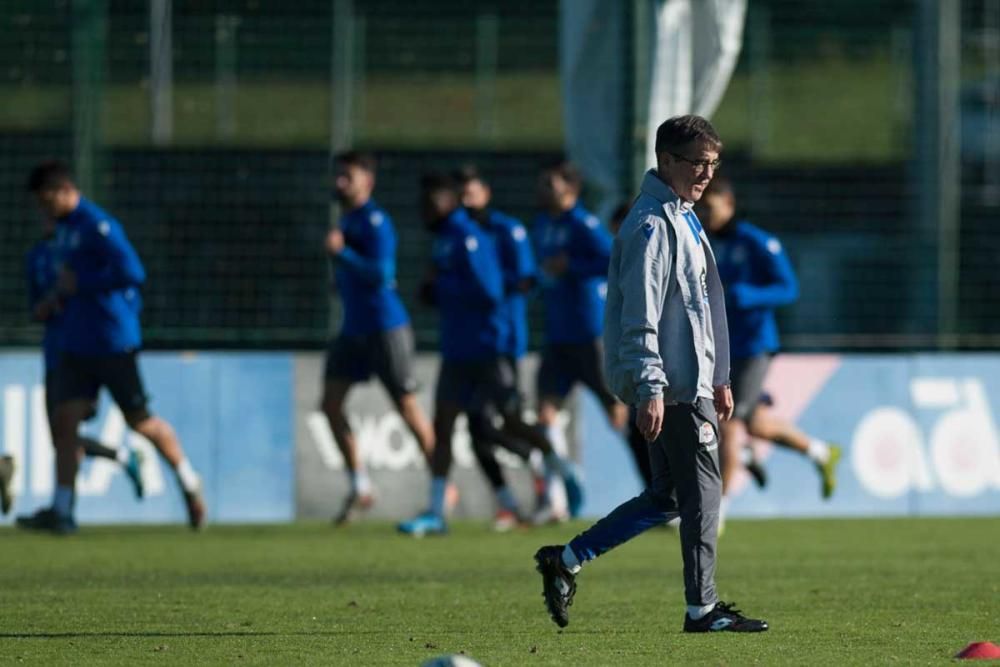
[479,209,537,359]
[710,219,798,360]
[432,207,506,361]
[55,197,145,355]
[25,238,62,372]
[533,203,612,345]
[333,199,410,336]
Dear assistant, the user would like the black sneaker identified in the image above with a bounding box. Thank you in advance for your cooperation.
[15,507,77,535]
[683,601,768,632]
[745,455,768,489]
[534,545,577,628]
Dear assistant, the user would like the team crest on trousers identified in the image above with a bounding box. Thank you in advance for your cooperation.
[699,422,716,447]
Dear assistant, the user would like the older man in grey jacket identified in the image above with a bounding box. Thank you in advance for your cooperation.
[534,115,768,633]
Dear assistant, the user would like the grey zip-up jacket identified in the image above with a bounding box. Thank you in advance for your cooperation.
[604,169,730,405]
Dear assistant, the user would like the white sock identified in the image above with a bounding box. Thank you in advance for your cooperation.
[53,485,74,517]
[807,439,831,465]
[740,446,754,466]
[687,602,716,620]
[115,445,131,466]
[720,495,730,520]
[496,486,518,512]
[351,470,373,496]
[175,458,201,493]
[561,544,582,574]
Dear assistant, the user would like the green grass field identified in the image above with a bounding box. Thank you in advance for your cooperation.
[1,518,998,665]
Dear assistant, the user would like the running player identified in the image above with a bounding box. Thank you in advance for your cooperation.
[398,173,581,536]
[24,214,145,502]
[20,160,205,534]
[323,150,435,524]
[697,175,841,522]
[533,160,626,520]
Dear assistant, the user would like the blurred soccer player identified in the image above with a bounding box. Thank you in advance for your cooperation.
[398,173,581,537]
[22,215,145,505]
[697,175,841,515]
[323,150,435,524]
[456,165,546,531]
[533,160,626,521]
[535,116,767,633]
[21,161,205,534]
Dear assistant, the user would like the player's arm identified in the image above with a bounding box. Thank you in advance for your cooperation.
[25,248,59,321]
[438,233,504,307]
[334,215,397,287]
[726,233,798,309]
[567,217,613,279]
[505,221,538,294]
[617,217,670,402]
[71,220,147,294]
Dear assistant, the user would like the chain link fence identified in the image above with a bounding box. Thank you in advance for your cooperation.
[1,0,997,350]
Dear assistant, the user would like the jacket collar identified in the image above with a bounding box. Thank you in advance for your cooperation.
[640,170,693,215]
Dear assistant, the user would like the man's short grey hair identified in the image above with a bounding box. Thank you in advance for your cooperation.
[654,115,723,156]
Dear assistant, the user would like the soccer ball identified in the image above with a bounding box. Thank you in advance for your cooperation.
[420,655,483,667]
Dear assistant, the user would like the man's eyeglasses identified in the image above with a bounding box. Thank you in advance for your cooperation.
[669,153,722,172]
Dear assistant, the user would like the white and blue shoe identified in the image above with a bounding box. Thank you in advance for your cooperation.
[397,511,447,537]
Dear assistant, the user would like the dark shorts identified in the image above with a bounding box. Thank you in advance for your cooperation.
[730,354,773,422]
[324,324,419,399]
[435,356,521,415]
[44,369,99,421]
[48,351,149,416]
[537,340,618,407]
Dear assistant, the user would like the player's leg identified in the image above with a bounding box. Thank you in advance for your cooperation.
[718,355,768,526]
[535,346,576,522]
[322,334,375,522]
[377,325,435,465]
[0,454,15,516]
[534,411,680,627]
[398,362,464,536]
[106,352,205,529]
[467,409,523,531]
[745,404,841,499]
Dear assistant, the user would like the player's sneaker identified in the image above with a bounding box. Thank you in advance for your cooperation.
[745,452,768,489]
[397,511,447,537]
[0,455,15,515]
[683,601,768,633]
[818,444,842,499]
[333,491,374,525]
[15,507,77,535]
[562,469,584,518]
[534,545,576,628]
[492,508,521,533]
[184,486,206,531]
[123,448,145,499]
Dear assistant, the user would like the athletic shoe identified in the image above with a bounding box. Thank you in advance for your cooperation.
[15,507,77,535]
[683,601,768,633]
[333,491,375,525]
[818,444,842,500]
[184,486,206,530]
[534,545,577,628]
[397,511,447,537]
[531,503,569,526]
[492,508,521,533]
[123,448,145,499]
[745,454,768,489]
[562,469,584,518]
[0,455,14,515]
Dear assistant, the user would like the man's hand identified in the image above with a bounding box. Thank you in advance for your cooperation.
[56,268,77,296]
[542,253,569,278]
[635,396,664,442]
[713,384,734,422]
[325,228,345,256]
